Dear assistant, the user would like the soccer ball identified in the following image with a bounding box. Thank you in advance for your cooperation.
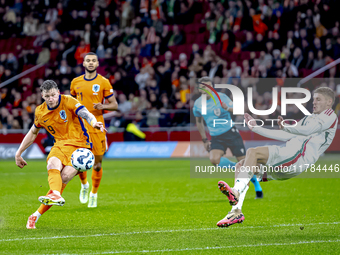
[71,148,94,171]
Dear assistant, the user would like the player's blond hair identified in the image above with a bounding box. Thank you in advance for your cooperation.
[314,87,335,105]
[40,80,58,92]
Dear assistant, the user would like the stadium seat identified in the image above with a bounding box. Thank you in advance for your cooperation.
[194,13,204,23]
[240,51,251,60]
[196,34,206,44]
[183,24,196,34]
[186,34,196,44]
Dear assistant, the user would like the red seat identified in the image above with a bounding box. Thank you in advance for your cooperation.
[186,34,196,44]
[194,13,204,23]
[157,54,165,62]
[234,31,246,44]
[183,24,196,34]
[176,45,187,54]
[195,23,206,33]
[240,51,251,60]
[195,33,206,44]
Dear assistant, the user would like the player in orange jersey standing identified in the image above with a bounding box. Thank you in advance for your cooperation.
[15,80,106,229]
[70,52,118,208]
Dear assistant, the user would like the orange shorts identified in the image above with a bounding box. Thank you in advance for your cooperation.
[47,144,84,167]
[90,132,107,156]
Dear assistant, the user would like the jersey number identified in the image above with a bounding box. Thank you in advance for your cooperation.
[47,126,55,134]
[77,92,83,101]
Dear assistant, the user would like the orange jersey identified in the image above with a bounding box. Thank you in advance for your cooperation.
[70,73,113,133]
[34,95,91,149]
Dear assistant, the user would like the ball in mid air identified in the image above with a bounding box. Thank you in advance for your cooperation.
[71,148,94,171]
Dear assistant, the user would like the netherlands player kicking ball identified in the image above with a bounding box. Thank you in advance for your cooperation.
[193,77,263,199]
[71,52,118,208]
[15,80,106,229]
[217,87,338,227]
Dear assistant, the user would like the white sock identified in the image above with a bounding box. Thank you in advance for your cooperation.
[53,190,61,196]
[232,185,249,211]
[81,182,89,189]
[32,211,41,222]
[233,169,254,194]
[90,192,97,197]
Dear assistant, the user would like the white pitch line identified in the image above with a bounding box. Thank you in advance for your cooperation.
[49,239,340,255]
[0,222,339,243]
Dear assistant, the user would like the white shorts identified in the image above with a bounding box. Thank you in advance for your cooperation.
[260,137,313,181]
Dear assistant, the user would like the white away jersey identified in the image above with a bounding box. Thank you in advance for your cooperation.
[283,108,338,162]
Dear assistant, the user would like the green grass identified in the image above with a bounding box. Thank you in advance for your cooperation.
[0,157,340,254]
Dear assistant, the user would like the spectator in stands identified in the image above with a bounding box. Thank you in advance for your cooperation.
[312,50,325,71]
[36,47,50,65]
[118,94,132,114]
[1,0,340,130]
[74,40,90,65]
[168,25,184,47]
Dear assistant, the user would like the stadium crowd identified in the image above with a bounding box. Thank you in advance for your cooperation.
[1,0,340,131]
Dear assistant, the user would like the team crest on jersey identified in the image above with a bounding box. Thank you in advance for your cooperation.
[92,84,100,93]
[214,108,221,116]
[59,110,67,121]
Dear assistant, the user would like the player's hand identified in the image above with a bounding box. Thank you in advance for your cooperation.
[15,155,27,168]
[244,113,255,131]
[277,116,284,130]
[93,121,107,133]
[221,102,229,111]
[93,103,105,110]
[203,140,211,152]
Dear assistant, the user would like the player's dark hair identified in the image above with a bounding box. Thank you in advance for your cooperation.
[314,87,335,105]
[84,52,98,60]
[40,80,58,92]
[198,76,215,87]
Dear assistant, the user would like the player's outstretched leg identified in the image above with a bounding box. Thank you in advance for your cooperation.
[27,183,67,229]
[38,190,65,206]
[79,172,90,204]
[250,176,263,199]
[38,165,65,206]
[217,160,249,228]
[218,180,240,206]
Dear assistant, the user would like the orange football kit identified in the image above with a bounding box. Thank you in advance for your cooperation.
[34,94,91,215]
[70,73,113,196]
[70,74,113,155]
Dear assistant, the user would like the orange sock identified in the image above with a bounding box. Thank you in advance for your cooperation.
[91,168,102,194]
[79,171,88,184]
[47,169,62,192]
[37,183,67,215]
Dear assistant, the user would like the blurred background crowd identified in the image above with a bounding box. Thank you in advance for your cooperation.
[1,0,340,131]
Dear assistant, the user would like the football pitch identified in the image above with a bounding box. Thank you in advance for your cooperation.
[0,158,340,254]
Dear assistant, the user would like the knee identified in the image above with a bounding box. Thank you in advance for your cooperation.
[93,162,102,172]
[60,171,72,183]
[47,162,59,170]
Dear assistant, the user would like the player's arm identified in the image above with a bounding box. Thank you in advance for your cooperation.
[77,107,107,132]
[15,125,40,168]
[196,117,210,151]
[245,113,302,141]
[93,95,118,111]
[278,115,322,136]
[70,79,76,98]
[222,103,233,112]
[221,94,233,112]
